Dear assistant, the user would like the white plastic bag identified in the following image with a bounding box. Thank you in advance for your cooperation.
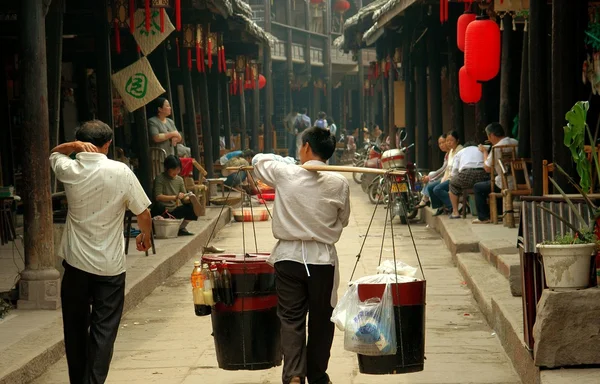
[330,283,356,331]
[343,283,397,356]
[376,260,417,277]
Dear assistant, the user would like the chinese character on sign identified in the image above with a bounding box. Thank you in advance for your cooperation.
[137,10,160,36]
[125,73,148,99]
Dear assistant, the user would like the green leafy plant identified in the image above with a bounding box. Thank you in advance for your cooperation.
[540,231,597,245]
[537,101,600,244]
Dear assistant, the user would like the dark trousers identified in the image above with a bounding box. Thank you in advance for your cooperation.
[474,181,502,220]
[61,261,126,384]
[275,261,335,384]
[150,202,197,221]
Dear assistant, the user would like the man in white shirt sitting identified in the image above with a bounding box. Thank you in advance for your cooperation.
[448,142,489,219]
[474,123,519,224]
[50,120,152,384]
[252,127,350,384]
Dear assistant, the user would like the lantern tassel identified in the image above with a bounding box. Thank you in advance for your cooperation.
[137,44,141,53]
[145,0,150,32]
[200,47,205,72]
[500,18,504,31]
[176,38,180,68]
[187,48,192,70]
[207,38,213,69]
[440,0,443,23]
[239,76,244,94]
[114,20,121,54]
[221,46,227,73]
[175,0,181,31]
[196,42,201,72]
[129,0,135,34]
[160,8,165,33]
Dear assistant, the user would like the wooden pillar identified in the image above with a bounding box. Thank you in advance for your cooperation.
[356,0,365,147]
[325,4,333,118]
[388,55,397,150]
[0,52,13,186]
[46,0,63,152]
[95,0,114,157]
[447,7,464,139]
[427,13,443,169]
[133,53,153,196]
[221,74,232,149]
[415,43,429,169]
[181,47,205,178]
[162,44,173,106]
[286,0,294,115]
[17,0,60,310]
[403,33,415,154]
[239,69,248,152]
[252,63,260,152]
[518,30,530,159]
[209,65,221,162]
[499,14,513,134]
[551,0,578,190]
[381,67,389,138]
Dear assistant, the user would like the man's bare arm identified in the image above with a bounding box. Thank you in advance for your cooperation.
[51,141,97,155]
[135,209,153,251]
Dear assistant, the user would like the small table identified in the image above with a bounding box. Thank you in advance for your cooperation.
[206,178,227,201]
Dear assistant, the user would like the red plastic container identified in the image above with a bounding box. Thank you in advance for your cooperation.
[201,253,281,371]
[356,280,426,374]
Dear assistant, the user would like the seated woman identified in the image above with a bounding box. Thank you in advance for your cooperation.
[448,143,489,219]
[417,134,448,208]
[151,155,202,236]
[219,149,256,188]
[148,97,183,157]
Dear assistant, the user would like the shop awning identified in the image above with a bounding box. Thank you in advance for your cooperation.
[363,0,418,46]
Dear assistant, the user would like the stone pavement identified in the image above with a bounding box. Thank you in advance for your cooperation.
[32,175,520,384]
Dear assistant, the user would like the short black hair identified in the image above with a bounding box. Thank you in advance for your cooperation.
[485,122,505,137]
[446,130,460,142]
[301,127,336,161]
[75,120,113,148]
[328,117,336,126]
[301,107,308,115]
[439,133,447,139]
[318,111,326,119]
[164,155,181,171]
[242,149,255,158]
[153,97,168,115]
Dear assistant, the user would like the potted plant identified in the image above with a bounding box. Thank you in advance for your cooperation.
[536,101,599,290]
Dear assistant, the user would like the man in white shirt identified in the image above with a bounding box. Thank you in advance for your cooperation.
[252,127,350,384]
[448,143,488,219]
[474,123,519,224]
[50,120,152,384]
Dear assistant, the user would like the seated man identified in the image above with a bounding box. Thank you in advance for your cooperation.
[448,143,489,219]
[220,149,256,188]
[151,155,202,236]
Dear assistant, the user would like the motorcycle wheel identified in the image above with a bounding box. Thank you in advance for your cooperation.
[353,160,364,184]
[368,180,386,205]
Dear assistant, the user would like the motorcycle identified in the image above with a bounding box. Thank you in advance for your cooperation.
[360,144,385,192]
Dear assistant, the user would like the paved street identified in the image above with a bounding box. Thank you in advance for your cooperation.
[33,175,520,384]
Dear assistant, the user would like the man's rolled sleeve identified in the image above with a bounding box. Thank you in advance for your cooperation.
[339,183,351,227]
[49,153,75,182]
[125,170,151,215]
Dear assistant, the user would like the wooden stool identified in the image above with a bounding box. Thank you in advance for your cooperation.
[0,198,16,245]
[124,211,156,256]
[206,178,227,202]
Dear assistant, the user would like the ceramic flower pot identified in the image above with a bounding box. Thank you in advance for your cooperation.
[536,243,596,290]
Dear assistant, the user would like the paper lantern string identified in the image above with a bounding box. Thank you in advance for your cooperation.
[175,0,181,31]
[160,8,165,33]
[114,20,121,54]
[145,0,150,32]
[129,0,135,34]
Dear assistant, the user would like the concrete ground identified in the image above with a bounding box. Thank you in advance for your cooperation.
[32,176,521,384]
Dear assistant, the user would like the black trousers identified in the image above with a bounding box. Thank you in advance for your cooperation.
[150,201,197,220]
[275,261,335,384]
[61,261,126,384]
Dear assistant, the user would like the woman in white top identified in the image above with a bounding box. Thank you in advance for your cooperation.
[431,131,464,215]
[447,142,488,219]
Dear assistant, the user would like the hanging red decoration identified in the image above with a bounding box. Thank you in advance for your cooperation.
[176,38,180,68]
[114,20,121,54]
[136,44,141,53]
[175,0,181,31]
[159,8,165,33]
[384,60,390,78]
[221,45,227,73]
[187,48,192,70]
[129,0,135,34]
[196,41,201,72]
[239,75,244,94]
[459,66,481,104]
[464,16,501,81]
[333,0,350,13]
[374,62,379,78]
[145,0,151,32]
[258,74,266,89]
[457,11,476,52]
[207,34,213,69]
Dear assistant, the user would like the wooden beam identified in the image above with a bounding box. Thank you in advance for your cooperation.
[181,45,204,178]
[499,14,513,135]
[264,45,274,152]
[518,30,530,159]
[95,0,114,156]
[239,72,248,151]
[197,71,213,177]
[415,42,429,170]
[252,67,260,152]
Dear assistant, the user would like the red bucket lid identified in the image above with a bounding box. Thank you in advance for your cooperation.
[201,253,273,275]
[357,280,426,307]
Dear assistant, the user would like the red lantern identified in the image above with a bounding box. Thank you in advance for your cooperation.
[457,12,476,52]
[464,16,501,82]
[334,0,350,13]
[258,74,266,89]
[459,66,481,104]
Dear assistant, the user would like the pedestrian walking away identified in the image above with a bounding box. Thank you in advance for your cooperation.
[50,120,153,384]
[252,127,351,384]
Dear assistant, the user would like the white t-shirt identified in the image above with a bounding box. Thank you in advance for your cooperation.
[50,152,151,276]
[451,146,485,177]
[485,137,518,188]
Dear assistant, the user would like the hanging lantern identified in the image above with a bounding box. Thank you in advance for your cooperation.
[258,74,266,89]
[457,11,476,52]
[129,0,135,34]
[182,24,195,71]
[109,0,131,54]
[333,0,350,13]
[464,15,501,81]
[459,66,481,104]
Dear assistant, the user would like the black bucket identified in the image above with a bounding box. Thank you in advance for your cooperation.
[356,280,426,374]
[202,253,282,371]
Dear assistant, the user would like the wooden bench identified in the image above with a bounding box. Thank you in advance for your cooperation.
[498,159,532,228]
